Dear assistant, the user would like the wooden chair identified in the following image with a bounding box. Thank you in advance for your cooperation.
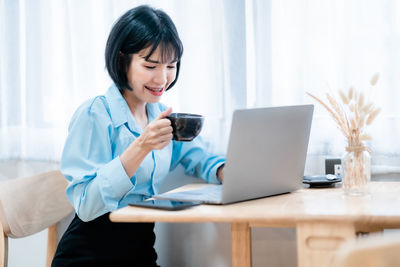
[0,170,73,267]
[333,232,400,267]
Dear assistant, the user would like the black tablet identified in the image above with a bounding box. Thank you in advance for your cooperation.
[129,199,201,211]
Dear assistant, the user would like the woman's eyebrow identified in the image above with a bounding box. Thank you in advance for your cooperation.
[142,57,160,64]
[141,56,177,64]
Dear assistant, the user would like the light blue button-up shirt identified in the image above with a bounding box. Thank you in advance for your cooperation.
[61,85,225,222]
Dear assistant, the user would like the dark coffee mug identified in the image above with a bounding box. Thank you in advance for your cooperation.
[166,113,204,141]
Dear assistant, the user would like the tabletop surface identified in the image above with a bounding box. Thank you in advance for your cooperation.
[110,182,400,228]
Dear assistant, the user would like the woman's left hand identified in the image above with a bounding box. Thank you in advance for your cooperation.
[217,165,224,183]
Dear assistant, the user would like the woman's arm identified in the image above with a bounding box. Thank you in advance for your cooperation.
[62,98,133,221]
[120,108,172,177]
[170,136,226,184]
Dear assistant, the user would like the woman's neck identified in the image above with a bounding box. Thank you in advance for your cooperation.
[122,91,148,129]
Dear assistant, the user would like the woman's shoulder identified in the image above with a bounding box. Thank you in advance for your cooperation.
[71,95,111,123]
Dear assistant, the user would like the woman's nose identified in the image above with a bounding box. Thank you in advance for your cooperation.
[153,69,167,85]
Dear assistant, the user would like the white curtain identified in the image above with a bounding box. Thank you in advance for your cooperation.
[247,0,400,173]
[0,0,245,160]
[1,0,399,173]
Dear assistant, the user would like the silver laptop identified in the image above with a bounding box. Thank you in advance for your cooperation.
[154,104,314,204]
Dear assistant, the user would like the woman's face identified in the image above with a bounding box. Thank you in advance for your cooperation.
[125,46,177,104]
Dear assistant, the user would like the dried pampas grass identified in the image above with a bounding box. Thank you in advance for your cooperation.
[307,73,381,148]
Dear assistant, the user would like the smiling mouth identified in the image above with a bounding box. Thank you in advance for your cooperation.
[145,86,164,92]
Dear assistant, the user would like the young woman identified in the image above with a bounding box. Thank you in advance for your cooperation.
[52,5,225,267]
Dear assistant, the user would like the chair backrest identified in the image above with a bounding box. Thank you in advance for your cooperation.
[0,170,73,267]
[333,232,400,267]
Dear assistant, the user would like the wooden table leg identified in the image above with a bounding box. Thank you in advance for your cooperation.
[297,222,356,267]
[231,222,251,267]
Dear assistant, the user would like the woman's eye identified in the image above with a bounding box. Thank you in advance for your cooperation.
[145,66,156,69]
[167,65,176,69]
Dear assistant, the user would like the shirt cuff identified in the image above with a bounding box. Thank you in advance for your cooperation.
[96,156,135,206]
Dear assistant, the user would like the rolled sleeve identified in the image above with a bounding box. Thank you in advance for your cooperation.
[170,137,226,184]
[95,156,135,206]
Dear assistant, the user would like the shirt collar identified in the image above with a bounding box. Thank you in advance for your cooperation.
[105,84,130,128]
[105,84,163,133]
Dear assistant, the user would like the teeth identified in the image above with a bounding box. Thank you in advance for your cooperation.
[146,86,163,92]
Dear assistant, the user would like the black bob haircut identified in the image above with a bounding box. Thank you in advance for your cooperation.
[105,5,183,92]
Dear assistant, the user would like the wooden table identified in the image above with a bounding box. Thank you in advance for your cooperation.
[110,182,400,267]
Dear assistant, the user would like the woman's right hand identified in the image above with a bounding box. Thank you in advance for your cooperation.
[136,107,173,152]
[120,107,173,178]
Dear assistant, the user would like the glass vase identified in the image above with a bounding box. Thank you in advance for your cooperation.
[342,147,371,196]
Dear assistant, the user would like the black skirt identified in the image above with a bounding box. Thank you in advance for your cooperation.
[51,213,159,267]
